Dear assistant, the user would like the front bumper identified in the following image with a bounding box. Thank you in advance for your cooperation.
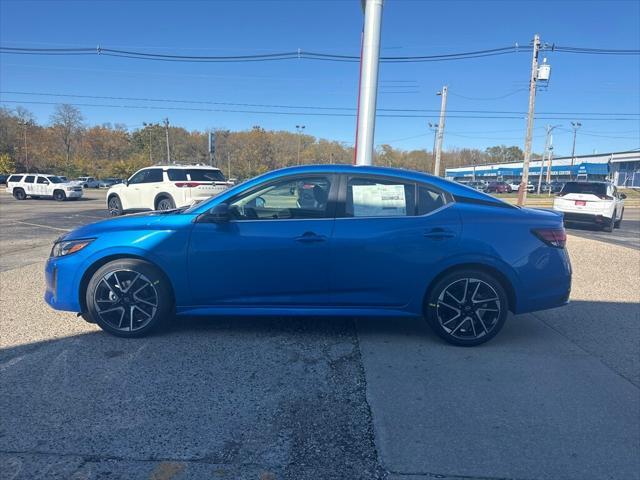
[44,255,82,312]
[65,190,84,198]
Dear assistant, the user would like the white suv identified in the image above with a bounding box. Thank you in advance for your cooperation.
[106,165,233,215]
[6,173,84,201]
[553,181,625,232]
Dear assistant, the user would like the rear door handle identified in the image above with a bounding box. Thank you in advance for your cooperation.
[295,232,327,243]
[424,228,455,240]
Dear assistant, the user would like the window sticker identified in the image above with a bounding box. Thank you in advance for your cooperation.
[352,184,407,217]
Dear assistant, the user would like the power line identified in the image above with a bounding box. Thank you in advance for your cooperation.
[2,91,638,117]
[1,99,638,122]
[1,44,638,63]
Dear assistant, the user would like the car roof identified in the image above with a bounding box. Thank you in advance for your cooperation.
[143,164,221,170]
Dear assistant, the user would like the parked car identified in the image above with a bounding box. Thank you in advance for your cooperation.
[508,181,520,191]
[0,174,9,185]
[466,181,487,192]
[45,165,571,346]
[77,176,100,188]
[485,181,512,194]
[549,181,565,194]
[100,178,122,188]
[106,165,233,215]
[6,173,83,201]
[553,181,625,232]
[508,182,535,193]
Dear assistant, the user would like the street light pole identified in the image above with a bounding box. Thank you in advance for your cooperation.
[354,0,384,166]
[433,86,448,177]
[517,33,541,206]
[163,118,171,165]
[428,122,438,169]
[296,125,305,165]
[570,121,582,179]
[537,124,560,194]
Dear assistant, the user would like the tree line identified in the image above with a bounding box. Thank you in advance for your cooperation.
[0,104,527,179]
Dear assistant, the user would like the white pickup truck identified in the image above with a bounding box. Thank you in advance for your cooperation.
[6,173,84,201]
[553,181,625,232]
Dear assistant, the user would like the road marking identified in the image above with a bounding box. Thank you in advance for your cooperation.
[6,220,71,232]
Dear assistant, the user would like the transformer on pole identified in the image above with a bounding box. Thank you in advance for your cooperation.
[354,0,384,166]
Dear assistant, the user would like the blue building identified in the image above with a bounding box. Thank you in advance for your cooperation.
[445,149,640,187]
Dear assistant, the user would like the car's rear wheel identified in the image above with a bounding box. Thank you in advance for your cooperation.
[156,196,176,211]
[108,195,123,216]
[425,270,508,346]
[85,258,173,338]
[13,188,26,200]
[53,190,66,201]
[603,214,614,233]
[614,208,623,229]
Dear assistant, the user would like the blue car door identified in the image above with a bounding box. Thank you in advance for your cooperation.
[329,174,461,308]
[187,174,337,306]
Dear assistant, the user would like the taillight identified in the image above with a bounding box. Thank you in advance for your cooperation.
[175,182,202,188]
[532,228,567,248]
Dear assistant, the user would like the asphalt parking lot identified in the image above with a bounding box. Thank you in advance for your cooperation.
[1,191,639,480]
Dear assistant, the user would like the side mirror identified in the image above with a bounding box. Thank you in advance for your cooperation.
[200,203,230,223]
[620,193,627,199]
[124,179,129,186]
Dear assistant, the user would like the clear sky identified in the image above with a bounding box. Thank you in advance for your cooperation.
[1,0,639,157]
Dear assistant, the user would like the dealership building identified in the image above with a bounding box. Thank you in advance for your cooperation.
[445,149,640,187]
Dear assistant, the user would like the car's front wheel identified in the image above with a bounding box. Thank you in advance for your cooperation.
[425,270,508,346]
[85,258,173,337]
[53,190,66,201]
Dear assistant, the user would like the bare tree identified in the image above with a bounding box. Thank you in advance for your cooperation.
[50,104,84,166]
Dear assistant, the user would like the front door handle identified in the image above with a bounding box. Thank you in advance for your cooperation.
[295,231,327,243]
[424,228,455,240]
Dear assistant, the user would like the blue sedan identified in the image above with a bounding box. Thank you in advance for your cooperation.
[45,165,571,346]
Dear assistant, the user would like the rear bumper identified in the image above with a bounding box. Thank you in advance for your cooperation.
[562,211,611,225]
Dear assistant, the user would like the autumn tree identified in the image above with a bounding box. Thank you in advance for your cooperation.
[50,104,84,169]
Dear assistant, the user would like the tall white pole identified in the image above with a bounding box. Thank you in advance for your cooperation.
[354,0,383,166]
[433,85,448,176]
[517,34,541,206]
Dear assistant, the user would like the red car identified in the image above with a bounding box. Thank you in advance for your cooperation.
[485,181,512,194]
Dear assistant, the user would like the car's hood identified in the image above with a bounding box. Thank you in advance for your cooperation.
[59,211,195,242]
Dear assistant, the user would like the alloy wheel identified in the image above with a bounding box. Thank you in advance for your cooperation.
[157,199,173,211]
[436,277,501,341]
[93,269,159,332]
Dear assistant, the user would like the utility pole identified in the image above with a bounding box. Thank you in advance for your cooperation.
[296,125,305,165]
[20,120,28,170]
[537,124,560,194]
[517,34,541,206]
[546,144,555,196]
[433,86,448,177]
[354,0,384,165]
[570,121,582,179]
[163,118,171,165]
[143,122,154,163]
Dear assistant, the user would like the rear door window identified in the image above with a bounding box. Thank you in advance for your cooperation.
[345,177,415,217]
[24,175,35,183]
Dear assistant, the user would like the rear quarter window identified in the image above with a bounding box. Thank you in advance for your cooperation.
[8,175,23,182]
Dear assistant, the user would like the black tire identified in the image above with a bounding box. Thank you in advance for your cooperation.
[84,258,173,338]
[13,188,26,200]
[603,214,614,233]
[108,195,123,216]
[425,269,509,346]
[156,196,176,211]
[614,208,623,229]
[53,190,66,201]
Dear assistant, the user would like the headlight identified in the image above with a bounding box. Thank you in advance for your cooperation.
[51,239,94,257]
